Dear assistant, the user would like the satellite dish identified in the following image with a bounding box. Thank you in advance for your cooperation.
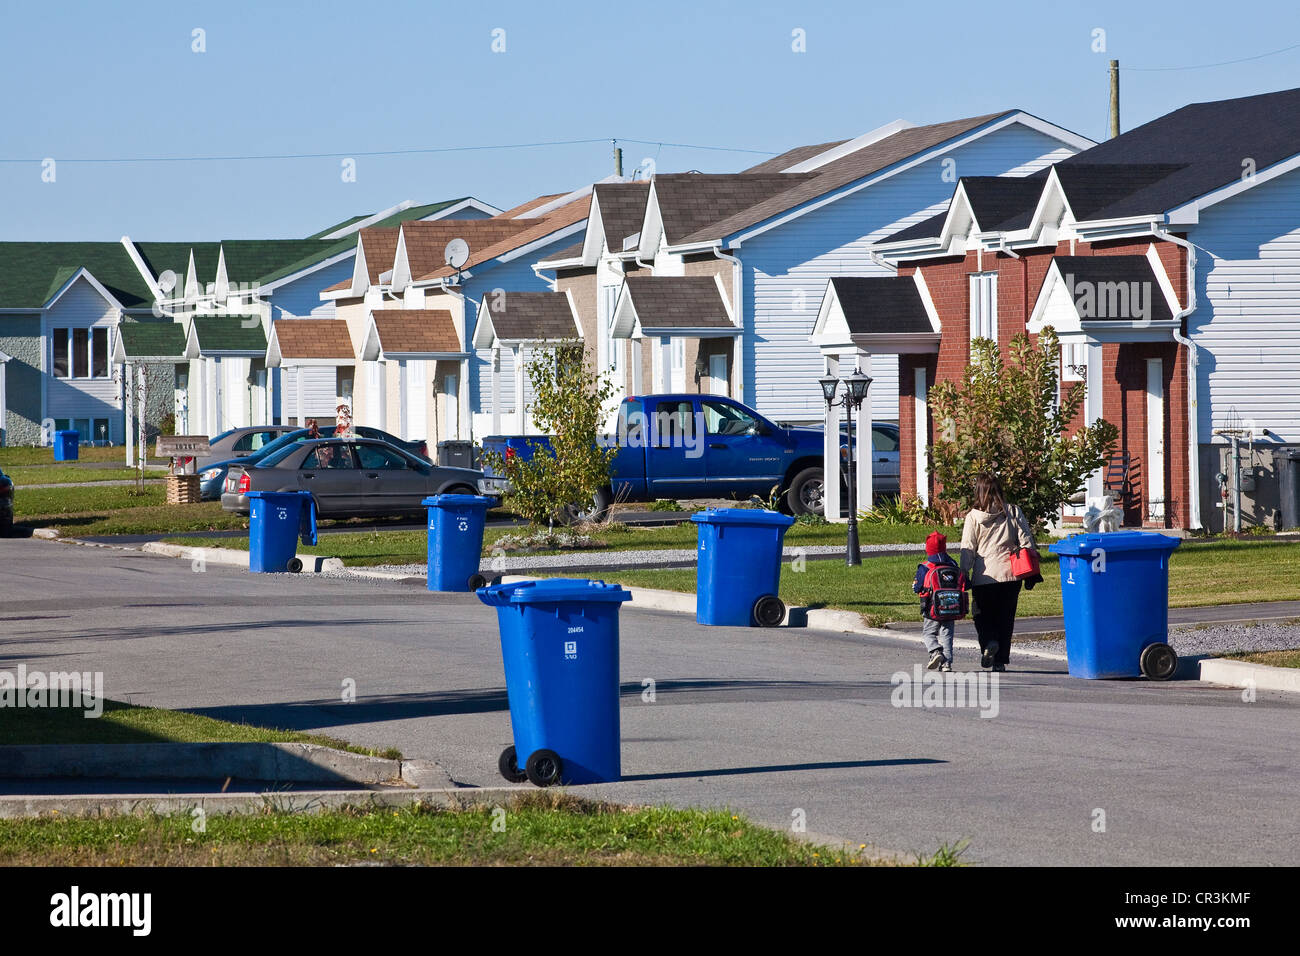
[157,269,178,293]
[444,238,470,270]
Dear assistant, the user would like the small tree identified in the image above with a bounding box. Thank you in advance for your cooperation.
[927,327,1118,528]
[482,340,617,526]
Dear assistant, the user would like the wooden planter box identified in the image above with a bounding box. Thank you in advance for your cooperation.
[166,474,202,505]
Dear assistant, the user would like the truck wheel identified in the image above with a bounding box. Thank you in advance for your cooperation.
[525,749,564,787]
[1139,642,1178,681]
[556,487,612,526]
[786,468,825,516]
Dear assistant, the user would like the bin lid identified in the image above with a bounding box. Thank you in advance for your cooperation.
[422,494,493,509]
[1048,530,1182,556]
[689,507,795,528]
[476,577,632,607]
[246,490,311,500]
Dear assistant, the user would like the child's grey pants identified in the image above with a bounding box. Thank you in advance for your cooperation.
[921,617,955,661]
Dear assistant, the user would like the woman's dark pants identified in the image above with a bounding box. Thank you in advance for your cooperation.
[972,581,1022,665]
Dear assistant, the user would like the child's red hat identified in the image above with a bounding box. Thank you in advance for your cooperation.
[925,531,947,556]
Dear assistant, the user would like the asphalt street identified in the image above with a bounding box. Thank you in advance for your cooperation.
[2,536,1297,865]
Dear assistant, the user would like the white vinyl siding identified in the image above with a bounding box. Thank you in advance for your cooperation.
[43,276,122,443]
[970,272,998,342]
[1190,167,1300,443]
[282,366,339,423]
[742,123,1077,425]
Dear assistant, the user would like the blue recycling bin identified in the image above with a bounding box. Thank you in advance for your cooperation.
[422,494,493,591]
[1048,531,1182,679]
[477,578,631,786]
[53,430,79,461]
[691,508,794,627]
[247,490,316,573]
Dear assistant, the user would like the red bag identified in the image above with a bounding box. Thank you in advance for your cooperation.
[1004,507,1040,580]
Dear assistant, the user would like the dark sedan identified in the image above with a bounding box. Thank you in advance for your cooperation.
[0,468,12,535]
[220,438,485,517]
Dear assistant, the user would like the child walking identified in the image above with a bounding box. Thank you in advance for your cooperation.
[913,531,969,672]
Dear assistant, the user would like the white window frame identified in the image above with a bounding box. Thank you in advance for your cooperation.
[51,327,111,380]
[969,272,998,343]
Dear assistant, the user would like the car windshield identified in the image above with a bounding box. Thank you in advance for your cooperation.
[209,428,238,445]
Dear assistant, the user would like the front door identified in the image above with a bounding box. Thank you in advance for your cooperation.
[709,353,728,396]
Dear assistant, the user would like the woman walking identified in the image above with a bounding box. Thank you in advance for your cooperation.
[959,473,1039,671]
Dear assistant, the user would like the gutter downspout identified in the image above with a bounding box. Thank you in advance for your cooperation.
[1154,226,1202,530]
[531,263,557,291]
[712,245,743,402]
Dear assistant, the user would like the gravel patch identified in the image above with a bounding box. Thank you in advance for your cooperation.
[1024,619,1300,659]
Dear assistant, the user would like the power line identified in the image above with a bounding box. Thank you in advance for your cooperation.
[0,136,776,165]
[1122,39,1300,72]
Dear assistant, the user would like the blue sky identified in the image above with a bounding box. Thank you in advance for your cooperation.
[2,0,1299,241]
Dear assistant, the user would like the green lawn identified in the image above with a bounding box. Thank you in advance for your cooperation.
[1225,649,1300,668]
[5,465,154,484]
[0,446,135,466]
[163,521,965,567]
[15,483,168,517]
[591,539,1300,627]
[0,698,398,758]
[0,794,889,867]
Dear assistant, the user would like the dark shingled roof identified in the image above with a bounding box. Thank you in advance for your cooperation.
[1051,256,1173,322]
[272,319,355,359]
[1053,164,1188,221]
[741,139,849,174]
[538,241,585,264]
[117,321,186,358]
[960,170,1051,231]
[676,113,1012,244]
[1053,87,1300,219]
[830,277,933,335]
[191,316,268,352]
[593,182,652,252]
[622,276,734,329]
[880,211,951,245]
[481,292,577,341]
[653,174,812,246]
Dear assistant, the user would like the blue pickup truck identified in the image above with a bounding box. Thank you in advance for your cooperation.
[482,393,855,520]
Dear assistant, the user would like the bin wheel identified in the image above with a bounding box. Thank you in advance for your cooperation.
[468,573,488,591]
[524,749,564,787]
[752,594,786,628]
[286,557,303,573]
[1140,642,1178,681]
[498,746,528,784]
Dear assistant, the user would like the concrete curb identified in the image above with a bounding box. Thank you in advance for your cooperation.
[0,742,406,785]
[1198,657,1300,694]
[140,541,343,573]
[494,575,1069,662]
[0,786,527,820]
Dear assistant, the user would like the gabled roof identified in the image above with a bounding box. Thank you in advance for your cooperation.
[356,228,402,284]
[113,321,187,361]
[185,315,268,356]
[611,275,737,338]
[417,195,590,282]
[652,174,812,246]
[592,182,652,252]
[741,139,849,174]
[811,274,942,354]
[472,290,582,347]
[494,194,566,219]
[0,242,155,309]
[362,310,464,359]
[398,218,540,280]
[266,318,355,366]
[1043,255,1174,322]
[880,170,1051,245]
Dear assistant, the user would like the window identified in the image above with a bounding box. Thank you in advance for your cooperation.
[1062,342,1087,382]
[671,337,685,372]
[232,430,280,453]
[653,400,696,447]
[969,273,998,342]
[302,443,357,469]
[872,426,900,453]
[53,418,109,443]
[356,444,408,470]
[702,400,758,436]
[51,328,110,379]
[601,284,621,369]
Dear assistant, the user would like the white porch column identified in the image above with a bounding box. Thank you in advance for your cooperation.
[398,359,408,438]
[1086,342,1104,499]
[656,336,671,392]
[914,366,929,504]
[458,361,470,440]
[136,365,147,469]
[631,339,644,394]
[490,348,501,435]
[732,333,744,403]
[123,362,134,465]
[213,356,224,434]
[513,346,526,433]
[822,354,842,523]
[295,366,305,428]
[377,362,388,430]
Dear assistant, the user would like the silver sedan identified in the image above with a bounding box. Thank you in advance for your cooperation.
[221,438,487,518]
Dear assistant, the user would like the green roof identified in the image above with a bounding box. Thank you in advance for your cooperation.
[191,315,267,353]
[118,320,186,358]
[0,242,155,309]
[305,214,368,240]
[133,242,223,290]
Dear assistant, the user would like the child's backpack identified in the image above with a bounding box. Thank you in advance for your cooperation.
[921,560,969,621]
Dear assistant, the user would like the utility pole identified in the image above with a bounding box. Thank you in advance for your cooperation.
[1109,59,1120,138]
[613,141,623,178]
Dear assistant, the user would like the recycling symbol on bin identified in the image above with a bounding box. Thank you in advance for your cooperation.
[457,519,468,532]
[276,507,288,520]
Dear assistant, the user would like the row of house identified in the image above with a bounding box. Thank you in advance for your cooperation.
[4,86,1299,531]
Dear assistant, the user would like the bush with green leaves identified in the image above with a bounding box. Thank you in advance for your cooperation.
[481,340,618,527]
[927,327,1118,528]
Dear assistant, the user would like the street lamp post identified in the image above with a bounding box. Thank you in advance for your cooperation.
[820,369,873,566]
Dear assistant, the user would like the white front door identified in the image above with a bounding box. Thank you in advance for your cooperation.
[1146,358,1165,523]
[709,353,728,396]
[444,373,458,441]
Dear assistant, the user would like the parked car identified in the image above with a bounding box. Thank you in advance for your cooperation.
[220,438,485,518]
[837,421,900,497]
[197,425,429,501]
[0,468,12,536]
[197,426,297,469]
